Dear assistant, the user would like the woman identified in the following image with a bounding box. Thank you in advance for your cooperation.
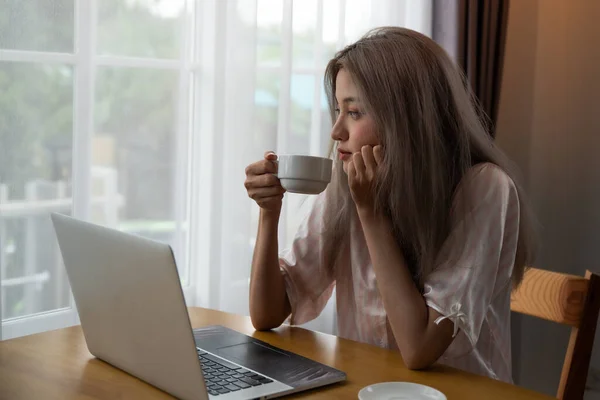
[244,27,536,382]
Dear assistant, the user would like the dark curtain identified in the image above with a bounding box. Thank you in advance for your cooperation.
[432,0,510,137]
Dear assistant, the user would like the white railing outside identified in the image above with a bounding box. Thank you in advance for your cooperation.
[0,167,124,320]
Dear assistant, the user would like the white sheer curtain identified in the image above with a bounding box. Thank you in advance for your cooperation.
[0,0,431,340]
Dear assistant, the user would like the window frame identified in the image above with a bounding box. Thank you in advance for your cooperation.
[0,0,194,339]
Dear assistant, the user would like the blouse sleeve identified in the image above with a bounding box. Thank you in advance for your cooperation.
[279,192,335,326]
[423,164,520,353]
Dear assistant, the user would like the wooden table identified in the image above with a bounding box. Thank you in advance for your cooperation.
[0,307,553,400]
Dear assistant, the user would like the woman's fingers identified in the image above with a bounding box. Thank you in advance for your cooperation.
[346,158,356,187]
[244,151,285,212]
[264,151,278,161]
[352,151,366,179]
[361,145,376,178]
[373,145,384,165]
[245,158,277,176]
[249,185,286,200]
[245,173,280,190]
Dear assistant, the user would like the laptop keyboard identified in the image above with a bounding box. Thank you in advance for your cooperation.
[197,348,274,396]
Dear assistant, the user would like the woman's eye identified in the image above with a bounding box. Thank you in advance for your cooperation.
[334,107,362,120]
[348,111,362,120]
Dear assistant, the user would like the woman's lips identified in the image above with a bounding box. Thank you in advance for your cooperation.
[338,150,352,161]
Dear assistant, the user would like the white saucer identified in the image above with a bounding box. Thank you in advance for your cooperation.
[358,382,447,400]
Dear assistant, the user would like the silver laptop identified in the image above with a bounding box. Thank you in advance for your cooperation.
[50,213,346,400]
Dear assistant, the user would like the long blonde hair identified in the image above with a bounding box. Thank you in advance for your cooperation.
[322,27,536,289]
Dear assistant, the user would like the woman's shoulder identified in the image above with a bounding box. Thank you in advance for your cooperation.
[462,162,516,192]
[453,162,518,209]
[466,162,515,186]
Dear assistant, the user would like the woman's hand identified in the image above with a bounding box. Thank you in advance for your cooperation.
[347,145,384,214]
[244,151,286,213]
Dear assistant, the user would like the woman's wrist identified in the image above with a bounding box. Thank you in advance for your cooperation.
[356,205,383,222]
[260,207,281,224]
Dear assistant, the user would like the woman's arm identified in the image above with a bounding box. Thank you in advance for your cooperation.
[246,153,336,331]
[347,145,454,369]
[349,147,516,369]
[357,210,454,369]
[249,208,291,330]
[245,152,291,331]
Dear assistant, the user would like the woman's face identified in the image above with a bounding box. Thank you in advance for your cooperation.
[330,68,380,173]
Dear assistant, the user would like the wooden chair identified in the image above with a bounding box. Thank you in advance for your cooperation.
[511,268,600,400]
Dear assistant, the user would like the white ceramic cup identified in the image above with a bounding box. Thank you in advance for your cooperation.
[275,155,333,195]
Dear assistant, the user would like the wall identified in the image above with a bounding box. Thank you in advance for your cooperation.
[496,0,600,396]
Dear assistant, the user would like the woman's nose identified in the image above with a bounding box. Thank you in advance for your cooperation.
[330,119,348,142]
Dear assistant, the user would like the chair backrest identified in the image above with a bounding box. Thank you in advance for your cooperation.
[511,268,600,400]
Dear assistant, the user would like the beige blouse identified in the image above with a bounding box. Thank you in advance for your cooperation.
[279,163,520,383]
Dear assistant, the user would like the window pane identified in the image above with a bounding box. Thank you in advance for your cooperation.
[345,0,372,45]
[254,70,279,149]
[292,0,317,69]
[0,62,74,319]
[256,0,283,67]
[93,67,189,281]
[289,73,314,155]
[97,0,185,59]
[322,0,340,61]
[0,0,75,52]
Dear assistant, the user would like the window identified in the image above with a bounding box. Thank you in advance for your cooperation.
[1,0,431,340]
[0,0,191,339]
